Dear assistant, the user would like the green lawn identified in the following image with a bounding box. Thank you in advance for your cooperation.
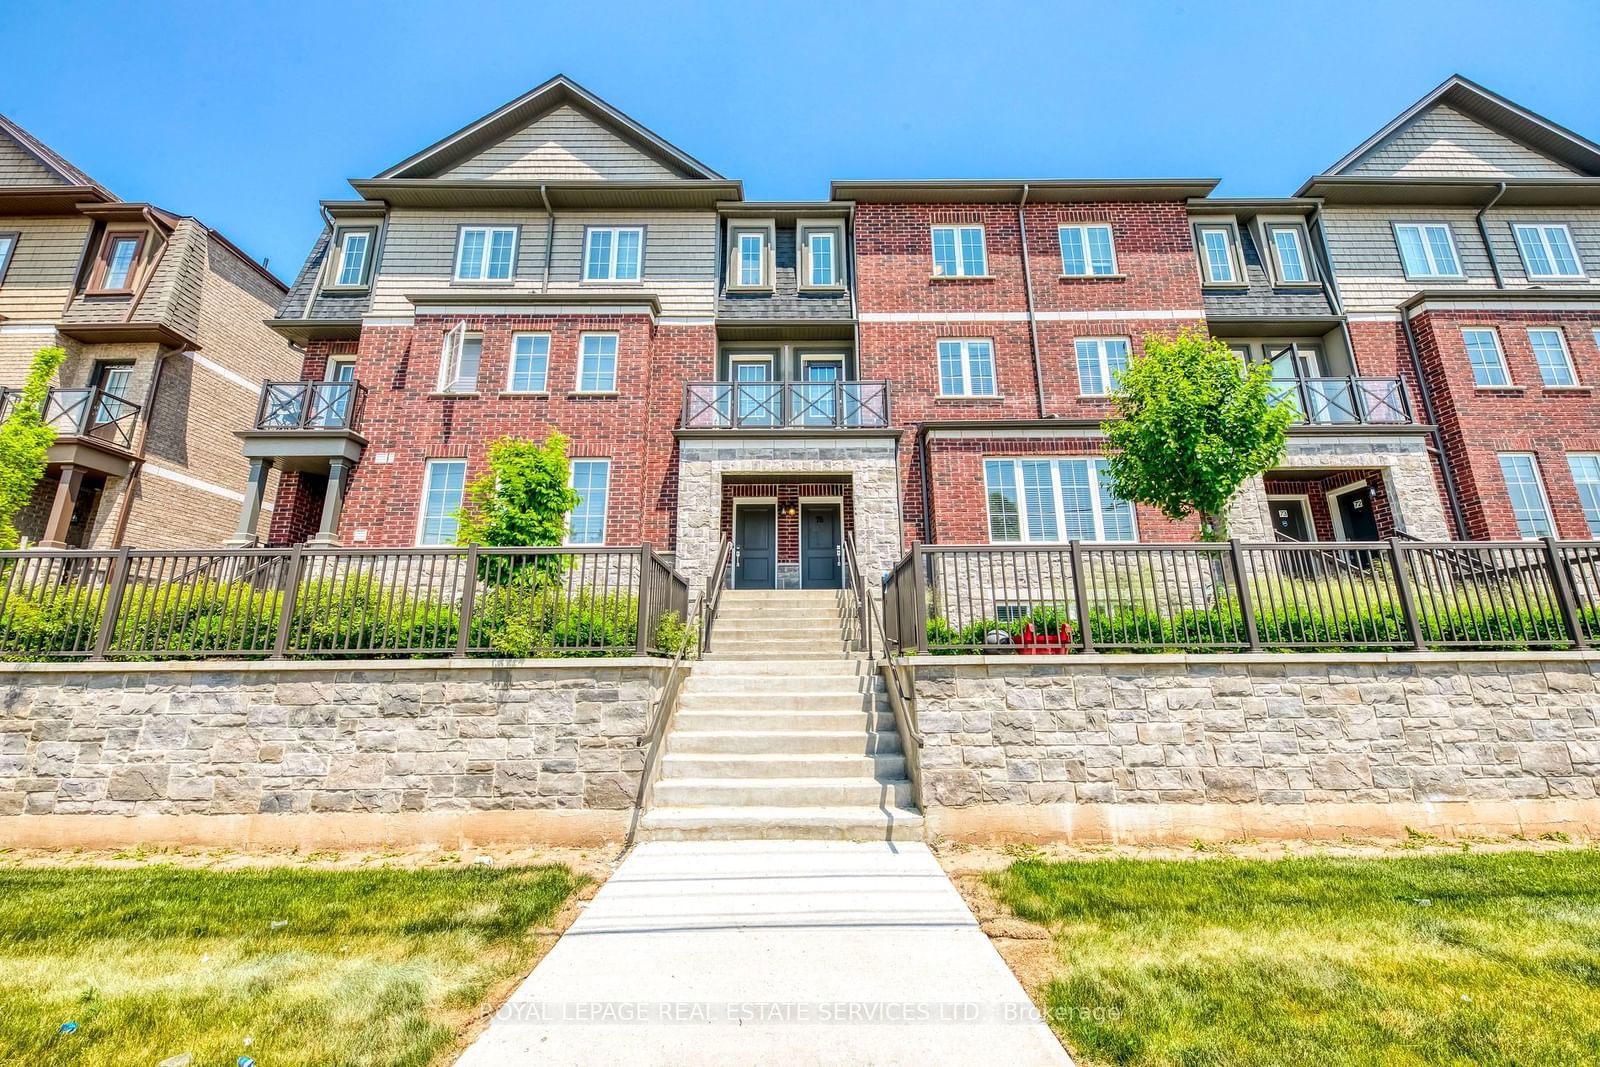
[0,862,586,1066]
[987,848,1600,1067]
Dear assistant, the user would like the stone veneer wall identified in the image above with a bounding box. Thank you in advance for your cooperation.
[909,652,1600,842]
[0,659,666,848]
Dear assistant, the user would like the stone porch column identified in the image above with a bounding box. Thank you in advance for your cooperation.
[39,464,83,548]
[309,458,351,546]
[226,457,273,547]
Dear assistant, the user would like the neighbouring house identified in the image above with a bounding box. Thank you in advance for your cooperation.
[242,73,1600,580]
[0,113,296,549]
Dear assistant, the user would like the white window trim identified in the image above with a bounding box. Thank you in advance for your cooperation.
[1568,452,1600,538]
[1193,221,1245,286]
[505,332,551,393]
[1498,452,1556,540]
[1075,337,1131,397]
[435,321,478,393]
[937,338,998,397]
[1261,221,1317,286]
[1512,222,1587,280]
[1392,221,1464,280]
[735,231,767,289]
[983,457,1138,544]
[575,332,620,394]
[798,222,846,290]
[415,458,468,547]
[566,458,611,546]
[1460,327,1512,388]
[326,227,377,290]
[1057,223,1119,277]
[580,225,645,283]
[1527,327,1580,387]
[452,224,518,283]
[930,225,988,278]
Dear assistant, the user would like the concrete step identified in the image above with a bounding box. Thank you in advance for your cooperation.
[652,776,916,808]
[708,640,849,655]
[678,691,886,713]
[636,805,925,842]
[674,709,898,733]
[690,658,877,678]
[701,652,862,663]
[681,679,880,700]
[661,752,909,779]
[713,623,846,639]
[667,729,903,756]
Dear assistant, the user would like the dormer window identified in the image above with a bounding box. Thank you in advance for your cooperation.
[92,232,146,294]
[0,233,16,286]
[455,225,517,282]
[797,222,845,290]
[329,227,377,288]
[1193,222,1243,286]
[727,225,773,290]
[583,226,643,282]
[1264,223,1316,285]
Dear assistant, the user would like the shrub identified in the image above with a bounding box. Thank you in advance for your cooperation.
[652,609,697,655]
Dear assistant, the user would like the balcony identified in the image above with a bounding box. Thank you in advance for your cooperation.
[683,381,890,430]
[253,380,365,432]
[0,385,143,450]
[1275,377,1411,426]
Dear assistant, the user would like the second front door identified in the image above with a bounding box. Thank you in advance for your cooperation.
[734,505,776,588]
[801,504,842,589]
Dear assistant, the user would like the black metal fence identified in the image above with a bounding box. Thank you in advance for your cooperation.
[0,545,688,661]
[883,537,1595,654]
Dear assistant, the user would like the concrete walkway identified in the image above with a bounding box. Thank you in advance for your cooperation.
[456,841,1072,1066]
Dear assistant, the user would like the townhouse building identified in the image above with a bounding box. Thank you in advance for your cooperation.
[0,114,297,548]
[239,74,1600,587]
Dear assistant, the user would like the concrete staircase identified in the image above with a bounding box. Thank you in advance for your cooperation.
[638,589,923,841]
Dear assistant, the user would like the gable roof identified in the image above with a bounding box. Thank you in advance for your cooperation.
[373,74,723,181]
[1305,75,1600,190]
[0,111,114,196]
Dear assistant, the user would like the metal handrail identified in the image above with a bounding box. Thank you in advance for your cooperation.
[700,533,732,652]
[254,380,367,432]
[841,535,869,657]
[682,380,891,430]
[2,386,144,448]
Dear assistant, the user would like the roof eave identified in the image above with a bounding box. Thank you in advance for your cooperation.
[830,179,1220,203]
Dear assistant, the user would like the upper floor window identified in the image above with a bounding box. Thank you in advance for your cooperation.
[1058,224,1117,277]
[1512,223,1584,279]
[437,322,482,393]
[0,232,17,286]
[931,225,986,277]
[508,333,550,392]
[800,225,843,288]
[1193,223,1242,286]
[1497,452,1554,539]
[1461,328,1510,387]
[93,232,146,293]
[1393,222,1461,278]
[736,231,766,287]
[417,459,467,546]
[577,333,618,392]
[455,226,517,282]
[937,338,996,396]
[330,228,376,288]
[984,457,1136,543]
[568,459,611,545]
[1265,223,1315,285]
[584,226,643,282]
[1075,338,1131,396]
[1528,328,1578,387]
[1569,454,1600,538]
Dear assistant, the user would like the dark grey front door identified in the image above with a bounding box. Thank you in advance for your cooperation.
[1337,488,1380,541]
[801,504,842,589]
[1270,499,1312,542]
[734,506,776,588]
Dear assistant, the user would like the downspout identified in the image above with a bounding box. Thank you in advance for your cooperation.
[539,184,555,293]
[917,425,934,546]
[1400,308,1470,539]
[1475,181,1508,289]
[1017,184,1047,418]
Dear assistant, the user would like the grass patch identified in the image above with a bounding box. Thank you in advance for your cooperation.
[987,849,1600,1067]
[0,862,585,1065]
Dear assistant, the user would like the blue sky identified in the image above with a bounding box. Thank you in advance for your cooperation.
[3,0,1596,284]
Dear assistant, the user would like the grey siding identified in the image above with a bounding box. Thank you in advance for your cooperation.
[1201,225,1335,319]
[1322,207,1499,311]
[1348,104,1577,179]
[0,133,65,185]
[1483,207,1600,285]
[439,104,677,181]
[718,226,853,321]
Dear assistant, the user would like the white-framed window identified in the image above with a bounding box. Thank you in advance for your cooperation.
[1512,223,1584,279]
[1058,224,1117,277]
[1528,328,1577,387]
[1393,222,1462,278]
[331,228,375,288]
[937,338,996,396]
[736,231,765,287]
[1265,223,1314,284]
[417,459,467,546]
[1461,328,1511,387]
[583,226,643,281]
[1194,223,1241,285]
[806,229,837,287]
[568,459,610,545]
[1568,454,1600,538]
[507,333,550,392]
[576,333,618,392]
[984,457,1136,543]
[1497,453,1555,539]
[1075,338,1131,396]
[436,322,482,393]
[454,225,517,281]
[931,225,986,277]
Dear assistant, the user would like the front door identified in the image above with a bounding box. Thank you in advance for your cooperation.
[1336,487,1380,541]
[800,504,842,589]
[1270,498,1312,542]
[734,505,776,588]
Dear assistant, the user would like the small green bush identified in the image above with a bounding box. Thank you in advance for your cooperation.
[652,610,697,656]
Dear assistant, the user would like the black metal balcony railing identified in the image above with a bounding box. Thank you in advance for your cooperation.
[0,385,142,450]
[1275,376,1411,426]
[254,380,366,432]
[683,381,891,430]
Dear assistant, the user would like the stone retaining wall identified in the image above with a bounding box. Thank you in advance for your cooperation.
[909,652,1600,842]
[0,659,666,847]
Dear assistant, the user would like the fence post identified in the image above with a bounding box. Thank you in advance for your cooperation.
[1388,536,1426,651]
[912,543,929,653]
[635,545,652,655]
[455,544,478,657]
[1228,538,1261,651]
[272,545,306,659]
[90,546,133,661]
[1069,540,1093,653]
[1543,535,1586,650]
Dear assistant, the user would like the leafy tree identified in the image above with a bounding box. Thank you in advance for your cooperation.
[0,346,67,550]
[1101,330,1293,541]
[454,432,582,581]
